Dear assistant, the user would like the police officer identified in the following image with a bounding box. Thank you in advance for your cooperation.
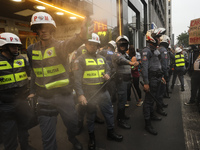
[0,32,35,150]
[185,45,200,106]
[112,35,138,129]
[156,35,170,111]
[141,28,166,135]
[73,33,123,150]
[171,47,186,91]
[98,40,117,103]
[27,12,93,150]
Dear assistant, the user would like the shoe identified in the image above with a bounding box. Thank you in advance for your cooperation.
[95,116,104,124]
[181,88,185,91]
[162,103,168,108]
[150,115,162,121]
[145,119,157,135]
[69,137,83,150]
[88,132,95,150]
[156,108,167,116]
[125,102,130,107]
[107,129,123,142]
[118,119,131,129]
[124,114,130,120]
[184,101,195,106]
[136,100,143,107]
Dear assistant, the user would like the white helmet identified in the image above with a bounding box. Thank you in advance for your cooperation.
[88,33,100,44]
[175,47,182,53]
[160,35,170,44]
[108,40,116,49]
[116,35,129,44]
[146,28,166,43]
[30,12,56,31]
[0,32,22,47]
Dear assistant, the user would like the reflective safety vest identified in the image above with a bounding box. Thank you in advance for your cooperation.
[31,46,69,90]
[82,55,106,85]
[0,55,28,90]
[175,54,185,67]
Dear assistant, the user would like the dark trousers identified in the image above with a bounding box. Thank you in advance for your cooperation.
[190,72,200,103]
[143,77,161,120]
[83,90,114,133]
[37,93,79,150]
[172,67,185,89]
[0,100,33,150]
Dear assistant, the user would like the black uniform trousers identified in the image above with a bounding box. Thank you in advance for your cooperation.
[172,67,185,89]
[0,98,34,150]
[189,72,200,103]
[143,77,162,120]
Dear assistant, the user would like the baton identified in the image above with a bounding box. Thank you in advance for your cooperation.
[140,81,163,110]
[87,72,116,102]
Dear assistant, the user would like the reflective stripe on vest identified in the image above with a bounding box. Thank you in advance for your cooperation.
[35,78,69,90]
[83,58,105,85]
[175,54,185,67]
[0,59,28,85]
[32,47,69,90]
[33,64,66,77]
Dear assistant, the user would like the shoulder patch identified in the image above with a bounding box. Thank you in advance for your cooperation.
[142,56,147,61]
[107,51,114,55]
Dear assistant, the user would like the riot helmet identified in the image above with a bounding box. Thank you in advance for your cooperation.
[30,12,56,33]
[116,35,129,53]
[0,32,22,56]
[146,28,166,46]
[175,47,182,54]
[108,40,116,51]
[160,35,170,48]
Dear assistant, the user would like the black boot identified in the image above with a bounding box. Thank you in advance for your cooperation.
[69,137,83,150]
[117,109,130,120]
[118,119,131,129]
[107,129,123,142]
[145,119,157,135]
[150,113,162,121]
[88,132,96,150]
[162,103,168,108]
[156,108,167,116]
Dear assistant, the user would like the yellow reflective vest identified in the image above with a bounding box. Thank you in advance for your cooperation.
[0,55,28,90]
[31,45,70,90]
[82,54,106,85]
[175,54,185,67]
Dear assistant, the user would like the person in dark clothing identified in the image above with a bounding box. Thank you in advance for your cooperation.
[73,33,123,150]
[98,40,117,103]
[141,28,166,135]
[112,35,139,129]
[185,45,200,107]
[27,12,93,150]
[0,32,36,150]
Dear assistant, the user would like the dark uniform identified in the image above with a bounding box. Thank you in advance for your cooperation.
[112,51,132,129]
[98,49,117,102]
[0,53,34,150]
[157,45,169,108]
[185,47,200,106]
[27,36,84,150]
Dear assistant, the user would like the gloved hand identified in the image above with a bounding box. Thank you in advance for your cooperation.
[27,94,37,110]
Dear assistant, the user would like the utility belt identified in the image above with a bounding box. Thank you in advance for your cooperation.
[149,71,163,79]
[36,85,72,98]
[37,104,59,117]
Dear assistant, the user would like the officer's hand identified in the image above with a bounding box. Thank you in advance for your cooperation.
[78,95,88,105]
[79,17,94,40]
[27,94,36,109]
[133,61,139,67]
[144,84,150,92]
[103,74,110,80]
[161,77,166,84]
